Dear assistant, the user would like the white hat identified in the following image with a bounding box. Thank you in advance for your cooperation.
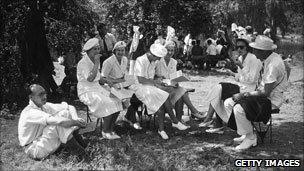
[150,43,167,58]
[83,38,99,51]
[231,23,237,32]
[112,41,126,52]
[164,40,175,48]
[236,34,252,44]
[263,28,271,35]
[249,35,277,50]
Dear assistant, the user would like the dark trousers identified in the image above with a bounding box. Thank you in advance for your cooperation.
[125,94,143,123]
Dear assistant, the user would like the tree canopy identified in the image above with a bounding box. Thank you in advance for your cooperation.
[0,0,303,111]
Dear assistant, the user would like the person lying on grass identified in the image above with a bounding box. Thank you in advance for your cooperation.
[18,84,88,160]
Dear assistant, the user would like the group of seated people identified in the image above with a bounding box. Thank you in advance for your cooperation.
[18,34,288,160]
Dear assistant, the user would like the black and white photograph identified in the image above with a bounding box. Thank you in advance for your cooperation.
[0,0,303,170]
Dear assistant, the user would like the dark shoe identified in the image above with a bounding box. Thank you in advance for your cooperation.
[65,137,89,161]
[73,130,88,148]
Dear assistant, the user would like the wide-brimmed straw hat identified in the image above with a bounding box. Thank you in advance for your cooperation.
[150,43,167,58]
[249,35,277,50]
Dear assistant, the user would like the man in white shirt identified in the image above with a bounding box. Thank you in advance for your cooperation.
[18,84,88,160]
[206,39,217,70]
[96,23,117,59]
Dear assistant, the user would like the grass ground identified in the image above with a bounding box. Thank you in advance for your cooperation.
[0,36,303,170]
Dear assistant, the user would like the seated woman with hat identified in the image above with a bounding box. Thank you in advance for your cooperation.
[126,43,189,139]
[155,40,204,120]
[101,41,140,129]
[198,35,263,136]
[76,38,123,140]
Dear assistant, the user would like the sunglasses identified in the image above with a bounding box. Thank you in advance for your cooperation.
[236,45,246,50]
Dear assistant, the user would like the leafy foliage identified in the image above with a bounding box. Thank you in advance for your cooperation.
[0,0,303,114]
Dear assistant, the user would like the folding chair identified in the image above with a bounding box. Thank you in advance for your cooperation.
[251,108,280,143]
[185,88,195,116]
[72,99,101,130]
[139,104,157,129]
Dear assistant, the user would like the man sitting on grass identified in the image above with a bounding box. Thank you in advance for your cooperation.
[18,84,88,160]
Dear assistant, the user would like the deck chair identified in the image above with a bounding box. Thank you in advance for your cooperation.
[251,108,280,143]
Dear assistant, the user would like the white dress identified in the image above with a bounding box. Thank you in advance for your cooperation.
[77,54,123,118]
[130,54,169,114]
[155,58,186,105]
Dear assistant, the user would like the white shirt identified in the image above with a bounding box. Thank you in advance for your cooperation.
[206,44,217,56]
[235,52,263,92]
[258,52,288,108]
[155,58,177,79]
[101,55,128,79]
[18,100,69,146]
[215,44,223,55]
[104,33,116,51]
[96,33,117,52]
[133,54,156,79]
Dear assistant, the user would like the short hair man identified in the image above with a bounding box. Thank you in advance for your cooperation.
[18,84,88,160]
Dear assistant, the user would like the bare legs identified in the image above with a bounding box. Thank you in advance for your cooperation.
[181,92,199,114]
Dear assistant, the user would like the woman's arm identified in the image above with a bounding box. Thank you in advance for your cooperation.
[87,54,101,82]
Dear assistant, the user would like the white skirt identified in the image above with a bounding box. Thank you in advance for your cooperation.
[79,90,123,118]
[130,84,169,114]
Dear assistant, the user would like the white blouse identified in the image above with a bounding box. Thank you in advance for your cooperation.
[133,54,156,79]
[155,58,177,79]
[235,52,263,92]
[101,55,128,79]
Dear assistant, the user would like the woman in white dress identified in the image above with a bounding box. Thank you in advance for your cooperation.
[199,36,263,137]
[101,41,139,128]
[155,41,204,120]
[129,43,189,139]
[77,38,123,140]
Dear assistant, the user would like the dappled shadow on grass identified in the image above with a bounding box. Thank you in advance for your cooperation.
[77,118,240,170]
[1,115,303,170]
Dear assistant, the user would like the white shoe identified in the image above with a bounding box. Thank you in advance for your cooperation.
[102,132,120,140]
[172,122,189,130]
[133,123,142,130]
[111,132,121,139]
[233,135,246,143]
[235,135,257,151]
[158,130,169,140]
[205,127,224,134]
[198,120,213,127]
